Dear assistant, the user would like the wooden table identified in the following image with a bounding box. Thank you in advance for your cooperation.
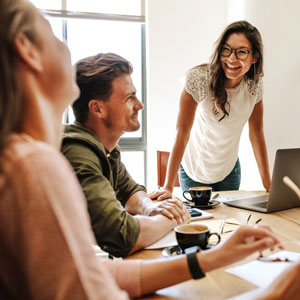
[126,190,300,300]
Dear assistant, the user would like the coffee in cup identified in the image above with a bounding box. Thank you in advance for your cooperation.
[183,186,212,206]
[174,224,221,253]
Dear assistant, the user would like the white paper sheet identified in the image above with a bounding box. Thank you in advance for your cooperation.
[145,230,177,249]
[227,288,266,300]
[226,251,300,289]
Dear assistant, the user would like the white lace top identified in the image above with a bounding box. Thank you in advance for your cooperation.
[182,64,263,183]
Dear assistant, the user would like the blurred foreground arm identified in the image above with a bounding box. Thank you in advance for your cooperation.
[138,225,282,295]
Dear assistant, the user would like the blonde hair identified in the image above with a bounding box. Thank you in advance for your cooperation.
[0,0,37,152]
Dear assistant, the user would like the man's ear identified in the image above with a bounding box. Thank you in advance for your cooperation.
[88,99,105,119]
[14,33,43,73]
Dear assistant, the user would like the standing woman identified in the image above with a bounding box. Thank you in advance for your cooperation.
[152,21,271,199]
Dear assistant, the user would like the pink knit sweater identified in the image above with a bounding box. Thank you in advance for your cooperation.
[0,134,142,299]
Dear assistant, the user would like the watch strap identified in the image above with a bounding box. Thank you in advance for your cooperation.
[186,246,205,280]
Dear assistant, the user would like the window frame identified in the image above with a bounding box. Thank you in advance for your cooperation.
[41,0,148,186]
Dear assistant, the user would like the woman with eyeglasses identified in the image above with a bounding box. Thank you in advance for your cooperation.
[151,21,271,201]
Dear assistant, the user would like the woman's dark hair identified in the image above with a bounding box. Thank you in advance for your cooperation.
[209,20,263,121]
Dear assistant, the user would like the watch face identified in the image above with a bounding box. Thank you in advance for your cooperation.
[184,246,201,254]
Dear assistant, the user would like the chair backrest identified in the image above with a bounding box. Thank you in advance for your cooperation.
[157,150,180,189]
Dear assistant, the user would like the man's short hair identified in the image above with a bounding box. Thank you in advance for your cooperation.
[73,53,133,124]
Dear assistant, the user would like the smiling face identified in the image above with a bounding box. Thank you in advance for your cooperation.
[34,12,79,109]
[220,33,257,88]
[101,74,144,135]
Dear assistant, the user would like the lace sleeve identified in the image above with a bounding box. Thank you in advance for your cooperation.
[184,65,209,103]
[247,77,264,103]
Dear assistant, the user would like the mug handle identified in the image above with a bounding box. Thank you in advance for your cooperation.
[208,232,221,247]
[183,190,193,202]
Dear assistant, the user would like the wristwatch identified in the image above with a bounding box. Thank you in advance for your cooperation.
[185,246,206,280]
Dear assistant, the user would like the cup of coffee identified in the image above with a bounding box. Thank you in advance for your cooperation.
[183,186,212,206]
[174,224,221,253]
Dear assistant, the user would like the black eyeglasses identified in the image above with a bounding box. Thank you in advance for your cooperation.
[220,45,254,60]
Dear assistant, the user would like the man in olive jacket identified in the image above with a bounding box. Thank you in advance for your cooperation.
[62,53,189,257]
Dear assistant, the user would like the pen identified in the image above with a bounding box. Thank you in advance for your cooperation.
[255,218,262,225]
[218,214,226,235]
[246,214,252,225]
[212,193,219,200]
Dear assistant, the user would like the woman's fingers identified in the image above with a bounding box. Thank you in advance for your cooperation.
[148,189,173,201]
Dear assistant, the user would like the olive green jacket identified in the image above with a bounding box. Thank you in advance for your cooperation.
[62,122,145,257]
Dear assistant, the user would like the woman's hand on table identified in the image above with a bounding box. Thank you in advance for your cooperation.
[148,187,173,201]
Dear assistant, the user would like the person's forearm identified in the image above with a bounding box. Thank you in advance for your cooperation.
[129,215,177,253]
[140,256,190,294]
[125,191,154,215]
[249,128,271,188]
[139,250,218,295]
[165,131,190,191]
[137,226,282,296]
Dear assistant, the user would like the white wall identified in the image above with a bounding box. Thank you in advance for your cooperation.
[243,0,300,183]
[146,0,227,191]
[146,0,300,192]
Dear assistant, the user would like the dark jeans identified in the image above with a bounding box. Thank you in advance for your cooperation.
[179,159,241,192]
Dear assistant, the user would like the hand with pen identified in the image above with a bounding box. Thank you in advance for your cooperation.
[201,225,283,272]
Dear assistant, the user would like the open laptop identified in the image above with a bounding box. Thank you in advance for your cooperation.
[225,148,300,213]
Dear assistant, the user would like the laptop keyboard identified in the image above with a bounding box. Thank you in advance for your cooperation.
[255,202,268,208]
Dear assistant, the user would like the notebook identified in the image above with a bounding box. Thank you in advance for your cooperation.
[225,148,300,213]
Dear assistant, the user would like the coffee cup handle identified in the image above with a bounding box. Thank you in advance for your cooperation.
[183,190,193,202]
[208,232,221,247]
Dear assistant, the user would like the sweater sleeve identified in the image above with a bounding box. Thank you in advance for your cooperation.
[103,259,143,298]
[0,140,131,300]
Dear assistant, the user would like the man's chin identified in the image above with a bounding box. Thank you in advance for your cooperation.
[127,123,140,132]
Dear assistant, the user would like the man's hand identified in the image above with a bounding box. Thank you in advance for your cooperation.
[148,187,173,201]
[199,225,283,272]
[148,199,190,224]
[125,191,190,224]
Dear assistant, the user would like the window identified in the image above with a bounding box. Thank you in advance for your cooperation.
[30,0,147,186]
